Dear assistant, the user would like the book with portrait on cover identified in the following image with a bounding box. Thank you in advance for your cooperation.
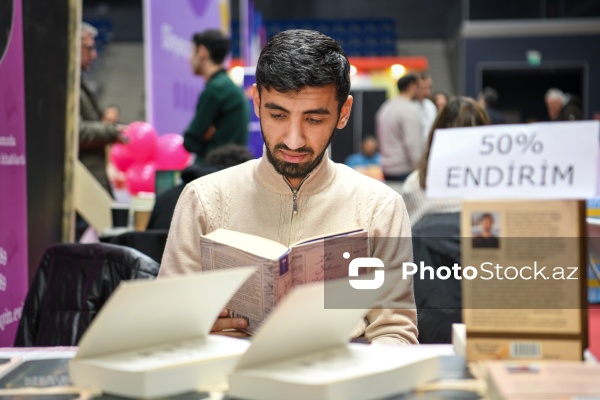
[461,200,588,361]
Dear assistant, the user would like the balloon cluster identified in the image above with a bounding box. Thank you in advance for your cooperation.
[109,122,191,194]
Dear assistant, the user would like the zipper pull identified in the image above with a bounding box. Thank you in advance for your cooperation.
[292,190,298,215]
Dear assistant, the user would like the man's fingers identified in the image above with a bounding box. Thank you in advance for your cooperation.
[219,309,229,317]
[211,317,247,332]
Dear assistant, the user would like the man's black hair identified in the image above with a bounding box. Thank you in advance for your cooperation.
[181,144,253,183]
[482,87,499,108]
[205,144,253,169]
[192,29,230,64]
[255,29,350,111]
[397,74,418,93]
[481,213,494,223]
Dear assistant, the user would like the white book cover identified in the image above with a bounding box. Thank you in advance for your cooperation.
[69,267,255,398]
[228,271,441,400]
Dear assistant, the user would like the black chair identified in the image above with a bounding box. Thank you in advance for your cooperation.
[14,243,160,347]
[100,229,169,263]
[412,212,462,344]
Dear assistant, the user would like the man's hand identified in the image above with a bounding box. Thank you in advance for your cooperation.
[202,125,216,142]
[210,309,249,338]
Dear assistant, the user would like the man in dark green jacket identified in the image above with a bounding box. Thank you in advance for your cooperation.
[184,30,249,165]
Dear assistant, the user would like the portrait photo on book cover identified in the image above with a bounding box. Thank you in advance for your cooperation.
[471,211,501,249]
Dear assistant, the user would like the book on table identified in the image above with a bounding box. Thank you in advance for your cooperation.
[227,272,442,400]
[482,360,600,400]
[68,267,255,399]
[200,227,369,334]
[461,200,588,361]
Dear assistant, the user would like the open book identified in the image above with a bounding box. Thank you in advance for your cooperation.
[200,228,368,334]
[69,267,255,399]
[227,274,441,400]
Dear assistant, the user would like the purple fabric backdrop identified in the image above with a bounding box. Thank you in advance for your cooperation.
[0,0,28,346]
[143,0,227,136]
[243,70,263,158]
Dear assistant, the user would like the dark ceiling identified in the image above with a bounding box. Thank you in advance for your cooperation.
[83,0,600,42]
[249,0,462,39]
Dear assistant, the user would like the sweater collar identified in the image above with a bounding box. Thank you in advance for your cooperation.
[254,147,337,195]
[206,68,226,84]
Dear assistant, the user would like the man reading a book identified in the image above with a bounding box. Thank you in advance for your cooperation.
[160,29,418,345]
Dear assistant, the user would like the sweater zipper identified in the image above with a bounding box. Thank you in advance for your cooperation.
[292,189,298,215]
[285,175,309,216]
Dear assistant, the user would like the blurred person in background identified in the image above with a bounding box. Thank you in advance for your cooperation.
[184,29,249,165]
[344,136,383,181]
[433,91,449,111]
[402,96,490,226]
[79,22,127,197]
[146,144,253,230]
[545,87,583,121]
[415,72,438,139]
[102,105,121,125]
[405,97,490,343]
[478,87,505,125]
[376,73,423,182]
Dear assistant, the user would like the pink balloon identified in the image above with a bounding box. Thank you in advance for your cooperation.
[124,121,158,163]
[109,143,135,172]
[154,133,192,170]
[125,162,156,194]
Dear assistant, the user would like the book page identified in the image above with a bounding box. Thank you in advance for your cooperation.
[74,268,254,359]
[201,237,289,335]
[0,359,71,388]
[202,229,288,260]
[234,280,372,370]
[78,337,249,372]
[237,344,439,385]
[290,230,368,286]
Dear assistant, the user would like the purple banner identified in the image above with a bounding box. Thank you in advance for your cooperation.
[0,0,28,346]
[243,69,263,158]
[143,0,229,135]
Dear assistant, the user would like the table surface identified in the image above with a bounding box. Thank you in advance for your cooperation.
[1,323,599,400]
[0,345,483,400]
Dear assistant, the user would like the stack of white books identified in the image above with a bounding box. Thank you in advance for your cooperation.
[228,273,442,400]
[69,267,255,398]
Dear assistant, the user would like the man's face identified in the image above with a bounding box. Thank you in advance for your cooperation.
[418,77,432,100]
[189,44,203,76]
[481,216,493,232]
[81,32,97,71]
[102,107,120,124]
[252,84,353,187]
[406,81,419,100]
[545,97,562,120]
[362,138,377,158]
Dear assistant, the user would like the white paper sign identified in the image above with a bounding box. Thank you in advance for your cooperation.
[426,120,600,199]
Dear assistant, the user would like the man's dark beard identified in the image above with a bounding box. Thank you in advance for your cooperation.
[261,125,335,180]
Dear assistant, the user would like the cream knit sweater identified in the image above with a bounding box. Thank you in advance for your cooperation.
[401,170,462,227]
[159,153,418,345]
